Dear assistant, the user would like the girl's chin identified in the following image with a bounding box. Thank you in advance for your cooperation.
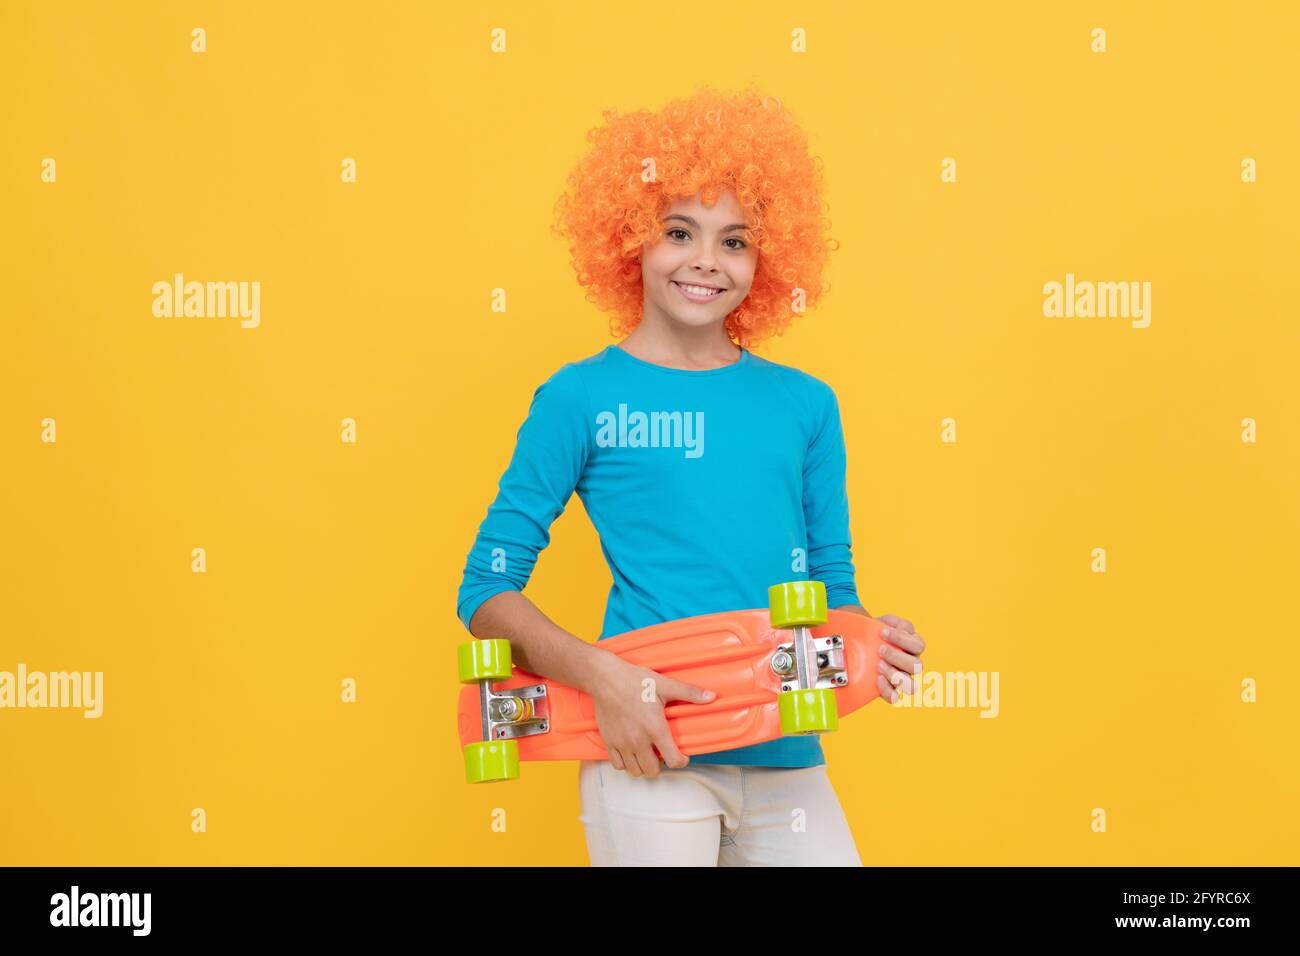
[665,310,729,329]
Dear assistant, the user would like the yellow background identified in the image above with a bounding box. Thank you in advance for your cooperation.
[2,1,1297,865]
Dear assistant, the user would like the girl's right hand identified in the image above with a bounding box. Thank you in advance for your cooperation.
[587,653,716,779]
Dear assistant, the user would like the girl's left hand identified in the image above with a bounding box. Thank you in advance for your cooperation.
[875,614,925,702]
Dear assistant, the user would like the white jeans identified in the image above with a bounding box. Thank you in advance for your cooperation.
[577,760,863,866]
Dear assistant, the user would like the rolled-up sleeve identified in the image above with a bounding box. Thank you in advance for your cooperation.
[455,366,591,633]
[802,384,860,609]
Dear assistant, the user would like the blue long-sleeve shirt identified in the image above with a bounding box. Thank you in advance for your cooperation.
[455,343,861,767]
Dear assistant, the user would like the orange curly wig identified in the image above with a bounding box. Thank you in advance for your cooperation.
[551,85,838,351]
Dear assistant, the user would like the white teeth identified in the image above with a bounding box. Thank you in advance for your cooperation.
[676,282,722,296]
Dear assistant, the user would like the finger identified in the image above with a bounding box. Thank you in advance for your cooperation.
[878,614,914,633]
[878,658,916,695]
[881,625,925,656]
[657,676,715,705]
[880,643,923,674]
[876,674,900,704]
[636,747,661,779]
[625,751,644,777]
[609,748,626,772]
[654,729,689,769]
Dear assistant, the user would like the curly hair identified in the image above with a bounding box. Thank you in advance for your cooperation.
[551,85,838,351]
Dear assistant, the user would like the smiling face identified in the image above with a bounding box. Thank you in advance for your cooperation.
[640,190,759,337]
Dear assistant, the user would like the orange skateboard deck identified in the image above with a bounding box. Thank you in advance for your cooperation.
[458,592,891,775]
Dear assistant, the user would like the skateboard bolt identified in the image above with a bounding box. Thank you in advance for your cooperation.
[771,651,795,676]
[492,697,529,722]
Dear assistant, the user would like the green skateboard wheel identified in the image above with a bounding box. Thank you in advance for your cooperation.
[458,638,512,683]
[768,580,828,628]
[778,687,839,735]
[463,739,520,784]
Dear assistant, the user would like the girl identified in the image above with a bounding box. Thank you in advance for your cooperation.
[457,85,926,866]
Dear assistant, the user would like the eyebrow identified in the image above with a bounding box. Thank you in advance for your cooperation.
[663,214,749,233]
